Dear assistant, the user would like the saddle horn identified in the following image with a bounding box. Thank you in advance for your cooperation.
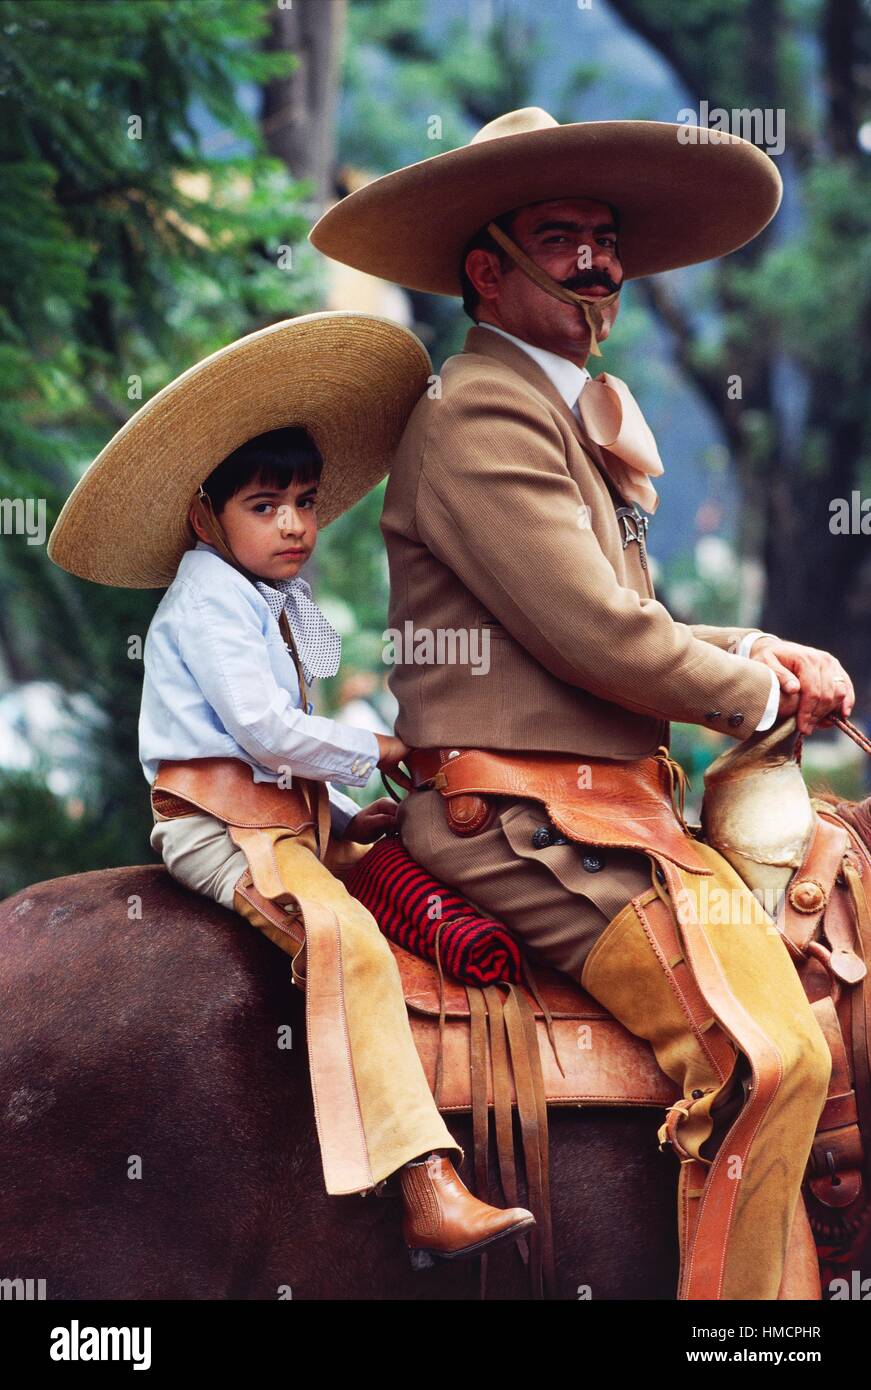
[700,715,817,900]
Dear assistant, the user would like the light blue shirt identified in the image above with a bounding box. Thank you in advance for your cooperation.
[478,321,780,732]
[139,541,381,838]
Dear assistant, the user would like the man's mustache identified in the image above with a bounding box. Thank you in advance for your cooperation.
[561,272,621,295]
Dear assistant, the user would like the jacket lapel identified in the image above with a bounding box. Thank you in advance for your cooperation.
[461,325,627,506]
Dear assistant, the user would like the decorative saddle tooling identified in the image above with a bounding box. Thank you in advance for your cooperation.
[153,727,871,1299]
[345,830,679,1298]
[377,805,871,1298]
[700,716,871,1278]
[387,935,678,1299]
[354,724,871,1298]
[363,741,720,1297]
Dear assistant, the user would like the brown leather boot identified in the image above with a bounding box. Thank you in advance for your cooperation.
[399,1152,535,1269]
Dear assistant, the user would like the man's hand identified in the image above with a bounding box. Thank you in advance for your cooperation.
[344,797,399,844]
[749,636,854,736]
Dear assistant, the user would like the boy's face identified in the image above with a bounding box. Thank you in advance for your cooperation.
[190,472,319,582]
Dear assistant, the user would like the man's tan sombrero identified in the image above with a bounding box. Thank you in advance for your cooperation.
[308,107,783,295]
[47,311,431,588]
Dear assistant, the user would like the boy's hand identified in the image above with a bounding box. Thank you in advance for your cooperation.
[374,733,413,791]
[345,797,399,844]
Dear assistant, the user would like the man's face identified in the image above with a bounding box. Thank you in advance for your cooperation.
[189,472,319,582]
[465,196,623,361]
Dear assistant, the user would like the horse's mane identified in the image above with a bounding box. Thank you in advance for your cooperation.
[813,788,871,847]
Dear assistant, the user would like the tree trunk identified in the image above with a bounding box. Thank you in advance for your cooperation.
[261,0,347,210]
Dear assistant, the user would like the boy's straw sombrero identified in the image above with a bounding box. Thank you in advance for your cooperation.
[308,107,783,294]
[47,311,431,588]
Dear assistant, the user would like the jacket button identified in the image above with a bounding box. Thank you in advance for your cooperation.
[705,710,722,720]
[532,826,553,849]
[582,853,605,872]
[727,712,745,727]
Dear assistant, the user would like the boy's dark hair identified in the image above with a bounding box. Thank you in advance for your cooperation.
[459,201,621,321]
[201,426,323,515]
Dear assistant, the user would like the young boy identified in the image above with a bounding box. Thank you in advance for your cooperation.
[47,312,533,1269]
[141,425,403,896]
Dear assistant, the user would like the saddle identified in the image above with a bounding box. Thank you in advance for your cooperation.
[701,716,871,1275]
[369,741,705,1296]
[372,723,871,1298]
[391,938,677,1297]
[156,736,871,1298]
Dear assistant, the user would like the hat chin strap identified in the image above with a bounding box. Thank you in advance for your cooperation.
[485,221,620,357]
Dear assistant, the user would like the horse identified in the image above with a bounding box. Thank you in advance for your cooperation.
[0,863,678,1300]
[4,787,870,1299]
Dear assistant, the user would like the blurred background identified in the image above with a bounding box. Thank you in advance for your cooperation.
[1,0,869,896]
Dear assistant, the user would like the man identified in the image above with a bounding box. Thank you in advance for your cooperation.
[309,109,854,1299]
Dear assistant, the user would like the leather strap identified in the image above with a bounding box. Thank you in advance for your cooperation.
[153,757,313,831]
[433,920,449,1108]
[651,858,789,1300]
[813,808,871,1196]
[483,986,523,1215]
[503,983,556,1298]
[410,746,461,788]
[233,870,306,969]
[514,983,557,1298]
[805,995,864,1208]
[634,888,739,1161]
[408,745,711,875]
[842,858,871,1188]
[483,987,532,1286]
[467,986,490,1203]
[466,986,491,1300]
[455,980,554,1299]
[229,826,374,1195]
[778,815,852,957]
[300,776,332,864]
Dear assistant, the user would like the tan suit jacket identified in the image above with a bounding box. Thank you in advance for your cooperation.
[380,324,773,759]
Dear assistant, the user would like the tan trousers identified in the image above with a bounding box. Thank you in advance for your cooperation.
[580,843,831,1300]
[151,809,463,1194]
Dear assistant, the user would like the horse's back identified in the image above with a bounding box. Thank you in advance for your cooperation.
[0,865,677,1299]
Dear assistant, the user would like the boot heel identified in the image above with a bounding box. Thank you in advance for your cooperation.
[408,1247,436,1271]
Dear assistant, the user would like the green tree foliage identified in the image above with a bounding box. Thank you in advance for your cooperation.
[0,0,312,893]
[608,0,871,692]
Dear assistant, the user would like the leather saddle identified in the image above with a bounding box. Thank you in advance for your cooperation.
[382,795,871,1299]
[394,943,675,1112]
[389,934,678,1299]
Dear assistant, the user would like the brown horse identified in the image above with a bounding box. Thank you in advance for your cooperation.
[0,863,679,1300]
[6,788,871,1301]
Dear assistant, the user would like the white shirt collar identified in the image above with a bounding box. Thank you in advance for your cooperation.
[193,540,307,601]
[192,541,336,682]
[476,321,591,413]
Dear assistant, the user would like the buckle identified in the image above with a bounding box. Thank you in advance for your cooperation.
[614,504,649,548]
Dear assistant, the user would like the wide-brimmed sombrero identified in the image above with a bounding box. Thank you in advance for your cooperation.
[309,107,783,295]
[47,311,431,588]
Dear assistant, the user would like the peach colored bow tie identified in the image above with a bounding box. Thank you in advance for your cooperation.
[575,373,663,515]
